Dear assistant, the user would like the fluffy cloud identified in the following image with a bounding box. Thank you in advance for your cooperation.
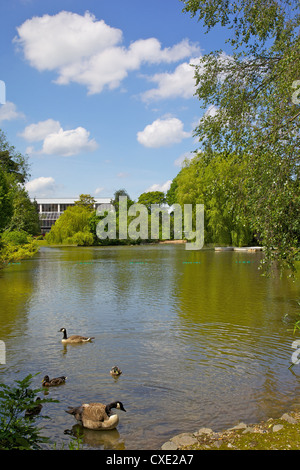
[174,152,195,167]
[94,187,104,195]
[41,127,97,156]
[0,101,25,123]
[25,176,56,196]
[141,58,200,102]
[20,119,61,142]
[146,180,172,192]
[14,11,200,94]
[20,119,97,156]
[137,117,191,148]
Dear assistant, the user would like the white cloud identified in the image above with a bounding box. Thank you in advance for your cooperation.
[146,180,172,193]
[14,11,122,71]
[20,119,98,156]
[95,187,104,195]
[20,119,61,142]
[0,101,25,122]
[25,176,56,196]
[204,104,219,118]
[14,11,200,94]
[141,58,200,102]
[42,126,98,156]
[174,151,195,167]
[137,117,191,148]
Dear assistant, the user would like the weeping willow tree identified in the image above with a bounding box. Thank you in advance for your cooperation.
[181,0,300,271]
[46,205,94,245]
[168,151,253,246]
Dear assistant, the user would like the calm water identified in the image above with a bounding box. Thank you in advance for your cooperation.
[0,244,300,450]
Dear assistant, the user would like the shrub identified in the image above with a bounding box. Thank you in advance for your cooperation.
[0,374,57,450]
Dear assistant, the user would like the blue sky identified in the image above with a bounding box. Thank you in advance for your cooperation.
[0,0,228,201]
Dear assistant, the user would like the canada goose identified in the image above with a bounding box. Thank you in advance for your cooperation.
[110,366,122,377]
[66,401,126,430]
[25,397,43,417]
[42,375,67,387]
[59,327,95,344]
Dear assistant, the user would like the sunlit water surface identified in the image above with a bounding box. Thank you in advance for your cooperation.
[0,245,299,450]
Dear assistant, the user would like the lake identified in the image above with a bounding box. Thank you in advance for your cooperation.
[0,244,299,450]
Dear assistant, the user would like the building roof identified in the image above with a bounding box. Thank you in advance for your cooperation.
[31,197,112,204]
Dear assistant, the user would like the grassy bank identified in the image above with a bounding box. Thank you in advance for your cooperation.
[171,411,300,450]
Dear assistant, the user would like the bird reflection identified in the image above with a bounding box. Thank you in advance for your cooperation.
[64,424,125,449]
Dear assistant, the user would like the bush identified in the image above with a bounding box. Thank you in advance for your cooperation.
[68,231,94,246]
[0,374,57,450]
[1,230,29,245]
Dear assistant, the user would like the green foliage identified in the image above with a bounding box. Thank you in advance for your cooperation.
[65,231,94,246]
[138,191,165,213]
[0,231,38,266]
[46,205,93,244]
[172,152,253,246]
[74,194,96,211]
[0,130,40,268]
[1,229,29,245]
[181,0,300,271]
[111,188,134,212]
[0,130,29,184]
[0,374,57,450]
[165,176,179,206]
[0,168,13,231]
[7,187,40,236]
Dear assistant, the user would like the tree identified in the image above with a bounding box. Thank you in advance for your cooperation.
[171,151,253,246]
[46,205,94,245]
[111,188,134,213]
[0,230,38,267]
[0,168,13,232]
[0,130,29,184]
[74,194,96,211]
[181,0,300,271]
[0,131,39,268]
[7,187,40,235]
[165,176,179,207]
[138,191,166,213]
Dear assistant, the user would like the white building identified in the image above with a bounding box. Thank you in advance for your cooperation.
[31,197,113,234]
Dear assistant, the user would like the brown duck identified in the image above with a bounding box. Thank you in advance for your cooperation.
[42,375,67,387]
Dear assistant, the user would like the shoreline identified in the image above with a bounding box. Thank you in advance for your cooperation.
[161,409,300,450]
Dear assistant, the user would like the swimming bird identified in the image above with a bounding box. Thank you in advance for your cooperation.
[110,366,122,377]
[42,375,67,387]
[65,401,126,430]
[59,327,95,344]
[25,397,43,417]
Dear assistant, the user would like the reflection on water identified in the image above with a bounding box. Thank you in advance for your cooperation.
[64,425,125,450]
[0,245,299,449]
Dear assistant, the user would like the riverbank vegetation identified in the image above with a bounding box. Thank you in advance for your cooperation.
[177,0,300,273]
[45,190,172,246]
[0,131,39,268]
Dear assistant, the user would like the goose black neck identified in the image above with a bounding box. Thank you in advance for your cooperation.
[62,330,68,339]
[105,402,116,416]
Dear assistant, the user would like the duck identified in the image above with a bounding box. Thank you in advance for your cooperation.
[65,401,126,430]
[59,327,95,344]
[110,366,122,377]
[25,397,43,417]
[42,375,67,387]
